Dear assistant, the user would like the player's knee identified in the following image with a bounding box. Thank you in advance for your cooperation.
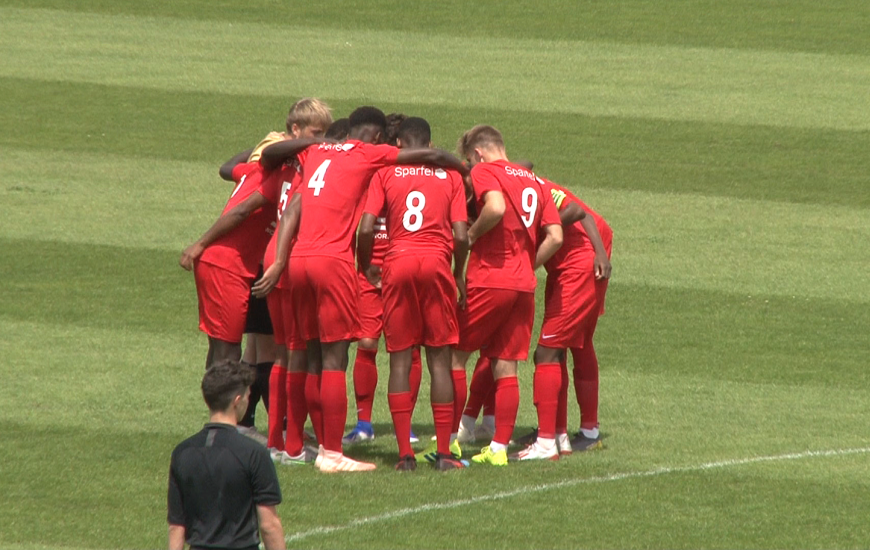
[358,338,379,350]
[534,345,561,365]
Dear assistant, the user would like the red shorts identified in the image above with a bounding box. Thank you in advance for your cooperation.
[266,287,307,350]
[538,260,608,349]
[288,256,360,343]
[194,261,251,343]
[381,254,459,352]
[357,272,384,340]
[456,287,535,361]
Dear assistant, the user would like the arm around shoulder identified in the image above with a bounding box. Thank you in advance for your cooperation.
[219,149,254,181]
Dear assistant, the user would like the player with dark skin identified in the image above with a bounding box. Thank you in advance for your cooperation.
[179,113,328,370]
[253,119,467,366]
[253,107,464,471]
[357,118,469,469]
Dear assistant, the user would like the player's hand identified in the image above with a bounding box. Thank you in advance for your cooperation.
[455,274,467,310]
[179,243,204,271]
[252,263,283,297]
[364,264,382,289]
[594,253,612,280]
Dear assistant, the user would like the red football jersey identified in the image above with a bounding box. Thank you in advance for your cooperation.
[356,207,389,293]
[262,162,302,288]
[537,177,612,273]
[291,140,399,264]
[370,209,389,267]
[364,164,467,261]
[199,161,282,278]
[466,160,561,292]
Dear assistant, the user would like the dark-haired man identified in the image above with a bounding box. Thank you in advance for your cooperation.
[358,117,468,471]
[167,360,285,550]
[254,106,467,472]
[345,113,424,447]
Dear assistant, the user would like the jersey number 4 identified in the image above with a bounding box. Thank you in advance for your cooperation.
[307,160,331,196]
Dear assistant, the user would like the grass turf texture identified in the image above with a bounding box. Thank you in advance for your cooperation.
[1,1,869,549]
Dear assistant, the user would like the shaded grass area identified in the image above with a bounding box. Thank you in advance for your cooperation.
[2,77,869,208]
[3,0,869,55]
[1,235,866,393]
[0,238,192,335]
[3,11,869,132]
[598,283,869,390]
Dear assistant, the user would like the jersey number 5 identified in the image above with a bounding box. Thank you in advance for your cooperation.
[307,160,331,196]
[521,187,538,228]
[403,191,426,231]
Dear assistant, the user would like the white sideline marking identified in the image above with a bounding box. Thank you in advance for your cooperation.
[286,447,870,543]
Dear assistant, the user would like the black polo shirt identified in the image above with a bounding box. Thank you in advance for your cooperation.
[168,423,282,550]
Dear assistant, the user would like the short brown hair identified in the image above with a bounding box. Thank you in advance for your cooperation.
[201,360,256,412]
[457,125,504,159]
[286,97,333,133]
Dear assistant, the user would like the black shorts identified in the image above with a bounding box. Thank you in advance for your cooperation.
[245,266,274,335]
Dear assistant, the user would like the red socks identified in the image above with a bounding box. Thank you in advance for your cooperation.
[304,373,323,447]
[493,376,519,446]
[352,349,378,423]
[556,355,569,435]
[463,356,493,418]
[285,371,308,455]
[319,370,348,452]
[267,364,287,450]
[533,363,561,439]
[450,369,467,433]
[432,402,453,456]
[388,391,414,458]
[572,344,599,430]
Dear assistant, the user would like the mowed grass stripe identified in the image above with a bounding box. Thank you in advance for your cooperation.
[291,452,870,549]
[2,146,868,302]
[3,8,870,130]
[2,351,869,550]
[5,0,870,56]
[286,448,870,548]
[3,77,870,208]
[1,238,866,393]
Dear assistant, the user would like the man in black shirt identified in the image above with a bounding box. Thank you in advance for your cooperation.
[168,360,285,550]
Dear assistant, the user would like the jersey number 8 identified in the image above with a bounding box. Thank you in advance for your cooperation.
[403,191,426,231]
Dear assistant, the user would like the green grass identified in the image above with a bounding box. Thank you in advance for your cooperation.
[1,1,869,549]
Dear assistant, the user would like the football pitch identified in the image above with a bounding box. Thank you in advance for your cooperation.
[1,1,869,548]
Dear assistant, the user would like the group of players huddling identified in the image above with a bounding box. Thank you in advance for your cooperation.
[180,98,612,472]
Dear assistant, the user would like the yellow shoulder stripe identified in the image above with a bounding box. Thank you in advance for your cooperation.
[550,188,567,210]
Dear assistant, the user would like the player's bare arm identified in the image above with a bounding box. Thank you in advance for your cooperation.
[218,149,254,181]
[467,190,505,246]
[452,220,469,308]
[578,215,612,279]
[534,223,564,269]
[559,201,586,226]
[252,193,300,297]
[178,192,270,271]
[356,212,381,288]
[259,137,331,171]
[396,148,469,175]
[256,505,286,550]
[167,524,185,550]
